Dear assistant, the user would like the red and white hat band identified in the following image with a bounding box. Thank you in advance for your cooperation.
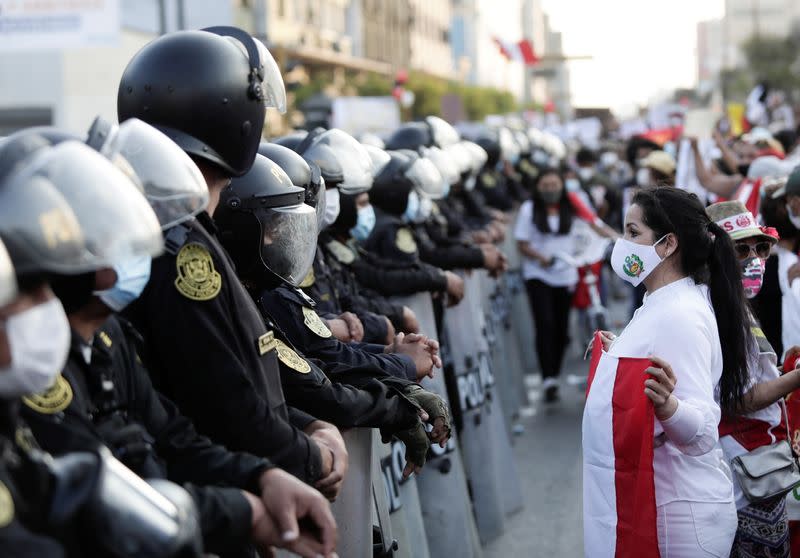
[717,211,758,235]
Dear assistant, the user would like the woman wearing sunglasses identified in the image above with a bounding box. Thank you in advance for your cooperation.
[707,200,800,558]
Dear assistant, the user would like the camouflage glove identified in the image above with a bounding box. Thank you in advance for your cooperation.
[403,385,452,447]
[394,420,431,478]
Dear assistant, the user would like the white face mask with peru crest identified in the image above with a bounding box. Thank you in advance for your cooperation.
[610,234,668,287]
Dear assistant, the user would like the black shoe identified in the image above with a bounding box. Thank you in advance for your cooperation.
[544,385,560,403]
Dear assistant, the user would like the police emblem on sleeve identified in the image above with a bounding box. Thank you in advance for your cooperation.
[480,174,497,188]
[274,340,311,373]
[623,254,644,278]
[302,306,332,338]
[299,268,315,288]
[327,240,355,264]
[22,375,73,414]
[0,481,13,527]
[395,228,417,254]
[174,243,222,301]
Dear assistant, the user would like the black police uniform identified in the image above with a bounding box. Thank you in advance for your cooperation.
[476,168,513,211]
[0,402,68,558]
[247,301,420,433]
[260,285,417,381]
[20,316,273,555]
[452,188,494,229]
[125,212,323,483]
[414,222,485,271]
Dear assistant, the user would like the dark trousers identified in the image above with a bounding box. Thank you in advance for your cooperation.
[525,279,572,379]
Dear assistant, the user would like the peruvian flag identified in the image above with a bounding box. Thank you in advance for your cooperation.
[492,37,539,66]
[565,180,603,227]
[733,178,762,216]
[583,332,660,558]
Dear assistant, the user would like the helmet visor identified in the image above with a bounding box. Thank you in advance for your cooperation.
[0,240,18,307]
[406,156,445,200]
[258,203,318,287]
[254,39,287,113]
[102,118,209,230]
[461,141,488,174]
[364,144,391,178]
[19,141,163,265]
[306,129,373,195]
[426,116,460,148]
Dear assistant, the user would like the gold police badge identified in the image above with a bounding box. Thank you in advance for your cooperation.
[174,243,222,301]
[0,481,13,528]
[275,340,311,374]
[326,240,355,264]
[299,268,316,288]
[302,306,332,338]
[395,228,417,254]
[480,174,497,188]
[22,375,73,414]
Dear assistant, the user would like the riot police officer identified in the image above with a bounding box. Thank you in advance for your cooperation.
[117,28,342,491]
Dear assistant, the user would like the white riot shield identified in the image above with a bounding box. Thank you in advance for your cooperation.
[330,428,373,558]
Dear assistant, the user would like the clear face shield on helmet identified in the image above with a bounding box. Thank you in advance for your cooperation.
[303,129,374,195]
[10,141,164,266]
[426,116,460,148]
[461,141,488,174]
[257,203,318,287]
[498,128,521,165]
[364,144,391,178]
[222,33,287,113]
[0,240,18,307]
[308,169,327,231]
[96,118,209,230]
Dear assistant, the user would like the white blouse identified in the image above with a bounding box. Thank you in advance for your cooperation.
[607,277,733,506]
[513,199,579,287]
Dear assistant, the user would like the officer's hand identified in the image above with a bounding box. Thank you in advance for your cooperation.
[471,230,492,244]
[387,332,435,380]
[401,306,420,334]
[337,312,364,343]
[325,319,352,343]
[404,333,443,369]
[383,317,396,345]
[256,468,338,558]
[310,425,349,501]
[403,385,452,448]
[443,271,465,306]
[395,420,431,479]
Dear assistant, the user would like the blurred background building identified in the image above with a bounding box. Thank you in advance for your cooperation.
[0,0,572,134]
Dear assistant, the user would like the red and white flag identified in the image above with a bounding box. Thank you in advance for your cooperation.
[583,332,660,558]
[733,178,762,216]
[492,37,539,66]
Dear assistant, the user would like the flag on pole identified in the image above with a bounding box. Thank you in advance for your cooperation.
[492,37,539,66]
[733,178,762,216]
[583,332,660,558]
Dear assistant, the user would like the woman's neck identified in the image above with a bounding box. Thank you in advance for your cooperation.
[642,265,686,294]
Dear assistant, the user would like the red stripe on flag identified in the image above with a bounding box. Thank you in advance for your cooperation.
[586,330,604,397]
[612,357,660,558]
[493,37,512,60]
[517,39,539,65]
[734,178,762,216]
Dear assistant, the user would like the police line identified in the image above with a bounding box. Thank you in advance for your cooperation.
[302,241,535,558]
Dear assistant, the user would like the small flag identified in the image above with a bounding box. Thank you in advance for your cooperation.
[492,37,539,66]
[733,178,762,216]
[583,332,660,557]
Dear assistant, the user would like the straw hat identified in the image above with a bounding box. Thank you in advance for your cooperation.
[706,200,778,244]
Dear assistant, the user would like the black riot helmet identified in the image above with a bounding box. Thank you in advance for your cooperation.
[258,142,325,230]
[299,128,373,195]
[118,27,286,177]
[0,239,17,307]
[271,131,309,151]
[475,135,502,168]
[370,151,416,217]
[303,143,343,186]
[216,154,317,288]
[385,122,433,152]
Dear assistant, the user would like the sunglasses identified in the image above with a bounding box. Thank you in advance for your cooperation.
[734,241,772,260]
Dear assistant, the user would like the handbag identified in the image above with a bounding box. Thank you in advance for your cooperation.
[730,401,800,503]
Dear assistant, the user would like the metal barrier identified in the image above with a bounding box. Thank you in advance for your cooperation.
[329,428,374,558]
[393,292,483,558]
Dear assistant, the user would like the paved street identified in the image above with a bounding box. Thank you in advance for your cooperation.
[485,290,629,558]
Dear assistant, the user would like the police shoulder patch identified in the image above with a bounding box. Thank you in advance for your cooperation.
[395,228,417,254]
[302,306,332,338]
[480,173,497,188]
[299,268,315,288]
[174,243,222,301]
[98,331,113,348]
[22,375,73,414]
[326,240,355,265]
[0,481,13,528]
[258,331,277,356]
[275,339,311,373]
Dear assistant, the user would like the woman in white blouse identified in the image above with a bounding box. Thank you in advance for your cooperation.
[584,187,753,557]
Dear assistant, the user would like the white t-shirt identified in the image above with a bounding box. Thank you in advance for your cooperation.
[513,200,579,287]
[606,277,732,506]
[776,246,800,358]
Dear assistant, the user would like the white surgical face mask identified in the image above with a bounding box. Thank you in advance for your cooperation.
[323,188,341,229]
[403,191,420,223]
[95,255,151,312]
[0,298,71,397]
[787,203,800,230]
[610,234,668,287]
[578,167,594,181]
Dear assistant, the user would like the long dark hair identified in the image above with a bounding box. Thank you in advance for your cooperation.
[632,187,752,414]
[531,169,573,235]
